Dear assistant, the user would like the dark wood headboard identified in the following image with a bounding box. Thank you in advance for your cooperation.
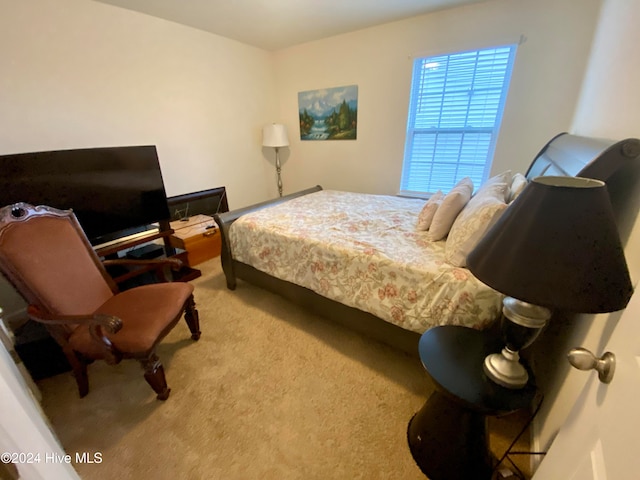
[526,132,640,180]
[526,132,640,246]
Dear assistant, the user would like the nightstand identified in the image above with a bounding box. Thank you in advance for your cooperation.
[169,215,221,267]
[407,325,536,480]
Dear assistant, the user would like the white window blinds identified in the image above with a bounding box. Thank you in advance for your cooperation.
[400,45,517,195]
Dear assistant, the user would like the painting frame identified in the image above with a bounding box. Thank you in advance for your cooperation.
[298,85,358,141]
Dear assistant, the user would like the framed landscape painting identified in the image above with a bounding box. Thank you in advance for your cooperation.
[298,85,358,140]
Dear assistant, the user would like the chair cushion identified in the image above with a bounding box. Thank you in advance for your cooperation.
[69,282,194,358]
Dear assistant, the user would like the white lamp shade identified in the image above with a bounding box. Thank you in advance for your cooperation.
[262,124,289,147]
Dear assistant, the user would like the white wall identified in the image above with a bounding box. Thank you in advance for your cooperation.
[533,0,640,454]
[0,0,279,208]
[273,0,602,196]
[0,0,603,208]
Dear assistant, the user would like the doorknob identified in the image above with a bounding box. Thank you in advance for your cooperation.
[567,347,616,384]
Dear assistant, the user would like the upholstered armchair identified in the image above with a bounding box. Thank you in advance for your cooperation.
[0,203,201,400]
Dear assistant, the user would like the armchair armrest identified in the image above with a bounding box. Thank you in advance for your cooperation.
[102,257,184,283]
[27,305,124,364]
[102,257,184,269]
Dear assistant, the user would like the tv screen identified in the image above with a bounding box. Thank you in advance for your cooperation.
[0,146,171,245]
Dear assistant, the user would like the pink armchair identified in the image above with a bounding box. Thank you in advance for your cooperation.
[0,203,200,400]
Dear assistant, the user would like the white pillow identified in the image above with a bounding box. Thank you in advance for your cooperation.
[427,178,474,241]
[416,190,444,231]
[476,170,512,201]
[508,173,528,203]
[474,181,510,204]
[445,184,508,267]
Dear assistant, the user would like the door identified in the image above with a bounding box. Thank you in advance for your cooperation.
[0,318,80,480]
[532,290,640,479]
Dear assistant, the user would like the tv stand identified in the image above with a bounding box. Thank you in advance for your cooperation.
[92,224,161,250]
[94,226,201,285]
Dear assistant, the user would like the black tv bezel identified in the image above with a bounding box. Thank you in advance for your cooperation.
[0,145,171,246]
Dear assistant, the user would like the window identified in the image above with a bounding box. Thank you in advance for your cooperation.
[400,45,517,195]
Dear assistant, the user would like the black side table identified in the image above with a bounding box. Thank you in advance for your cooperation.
[407,325,536,480]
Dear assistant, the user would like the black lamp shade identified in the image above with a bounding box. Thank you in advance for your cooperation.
[467,176,633,313]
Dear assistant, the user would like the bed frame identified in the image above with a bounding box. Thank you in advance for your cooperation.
[214,133,640,356]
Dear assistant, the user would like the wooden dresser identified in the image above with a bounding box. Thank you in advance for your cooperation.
[169,214,221,267]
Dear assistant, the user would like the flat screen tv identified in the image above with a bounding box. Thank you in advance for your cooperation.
[0,146,171,246]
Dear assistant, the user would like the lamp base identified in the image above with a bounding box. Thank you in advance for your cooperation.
[483,348,528,389]
[483,297,552,389]
[275,147,283,197]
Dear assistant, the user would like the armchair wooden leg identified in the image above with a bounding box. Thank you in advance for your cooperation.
[64,348,89,398]
[74,362,89,398]
[184,294,201,341]
[141,353,171,400]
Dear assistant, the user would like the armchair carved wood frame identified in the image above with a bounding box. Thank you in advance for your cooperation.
[0,203,201,400]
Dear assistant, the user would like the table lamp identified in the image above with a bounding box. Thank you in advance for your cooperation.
[467,176,633,389]
[262,124,289,197]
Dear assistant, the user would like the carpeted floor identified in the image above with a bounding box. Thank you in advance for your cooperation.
[36,258,531,479]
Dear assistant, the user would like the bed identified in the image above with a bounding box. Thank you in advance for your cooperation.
[214,133,640,355]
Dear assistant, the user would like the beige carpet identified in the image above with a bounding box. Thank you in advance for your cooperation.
[36,258,531,479]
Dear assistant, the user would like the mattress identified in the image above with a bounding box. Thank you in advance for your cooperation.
[229,190,502,333]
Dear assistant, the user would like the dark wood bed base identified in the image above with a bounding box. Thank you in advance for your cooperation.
[215,185,323,291]
[214,133,640,355]
[233,262,422,355]
[214,185,423,355]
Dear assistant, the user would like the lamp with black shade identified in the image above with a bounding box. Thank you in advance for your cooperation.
[467,176,633,389]
[262,124,289,197]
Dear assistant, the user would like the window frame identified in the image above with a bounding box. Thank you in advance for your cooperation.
[400,44,517,196]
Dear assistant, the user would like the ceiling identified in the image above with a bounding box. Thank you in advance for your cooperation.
[93,0,490,51]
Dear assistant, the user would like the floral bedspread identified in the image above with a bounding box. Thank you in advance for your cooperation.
[229,190,502,333]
